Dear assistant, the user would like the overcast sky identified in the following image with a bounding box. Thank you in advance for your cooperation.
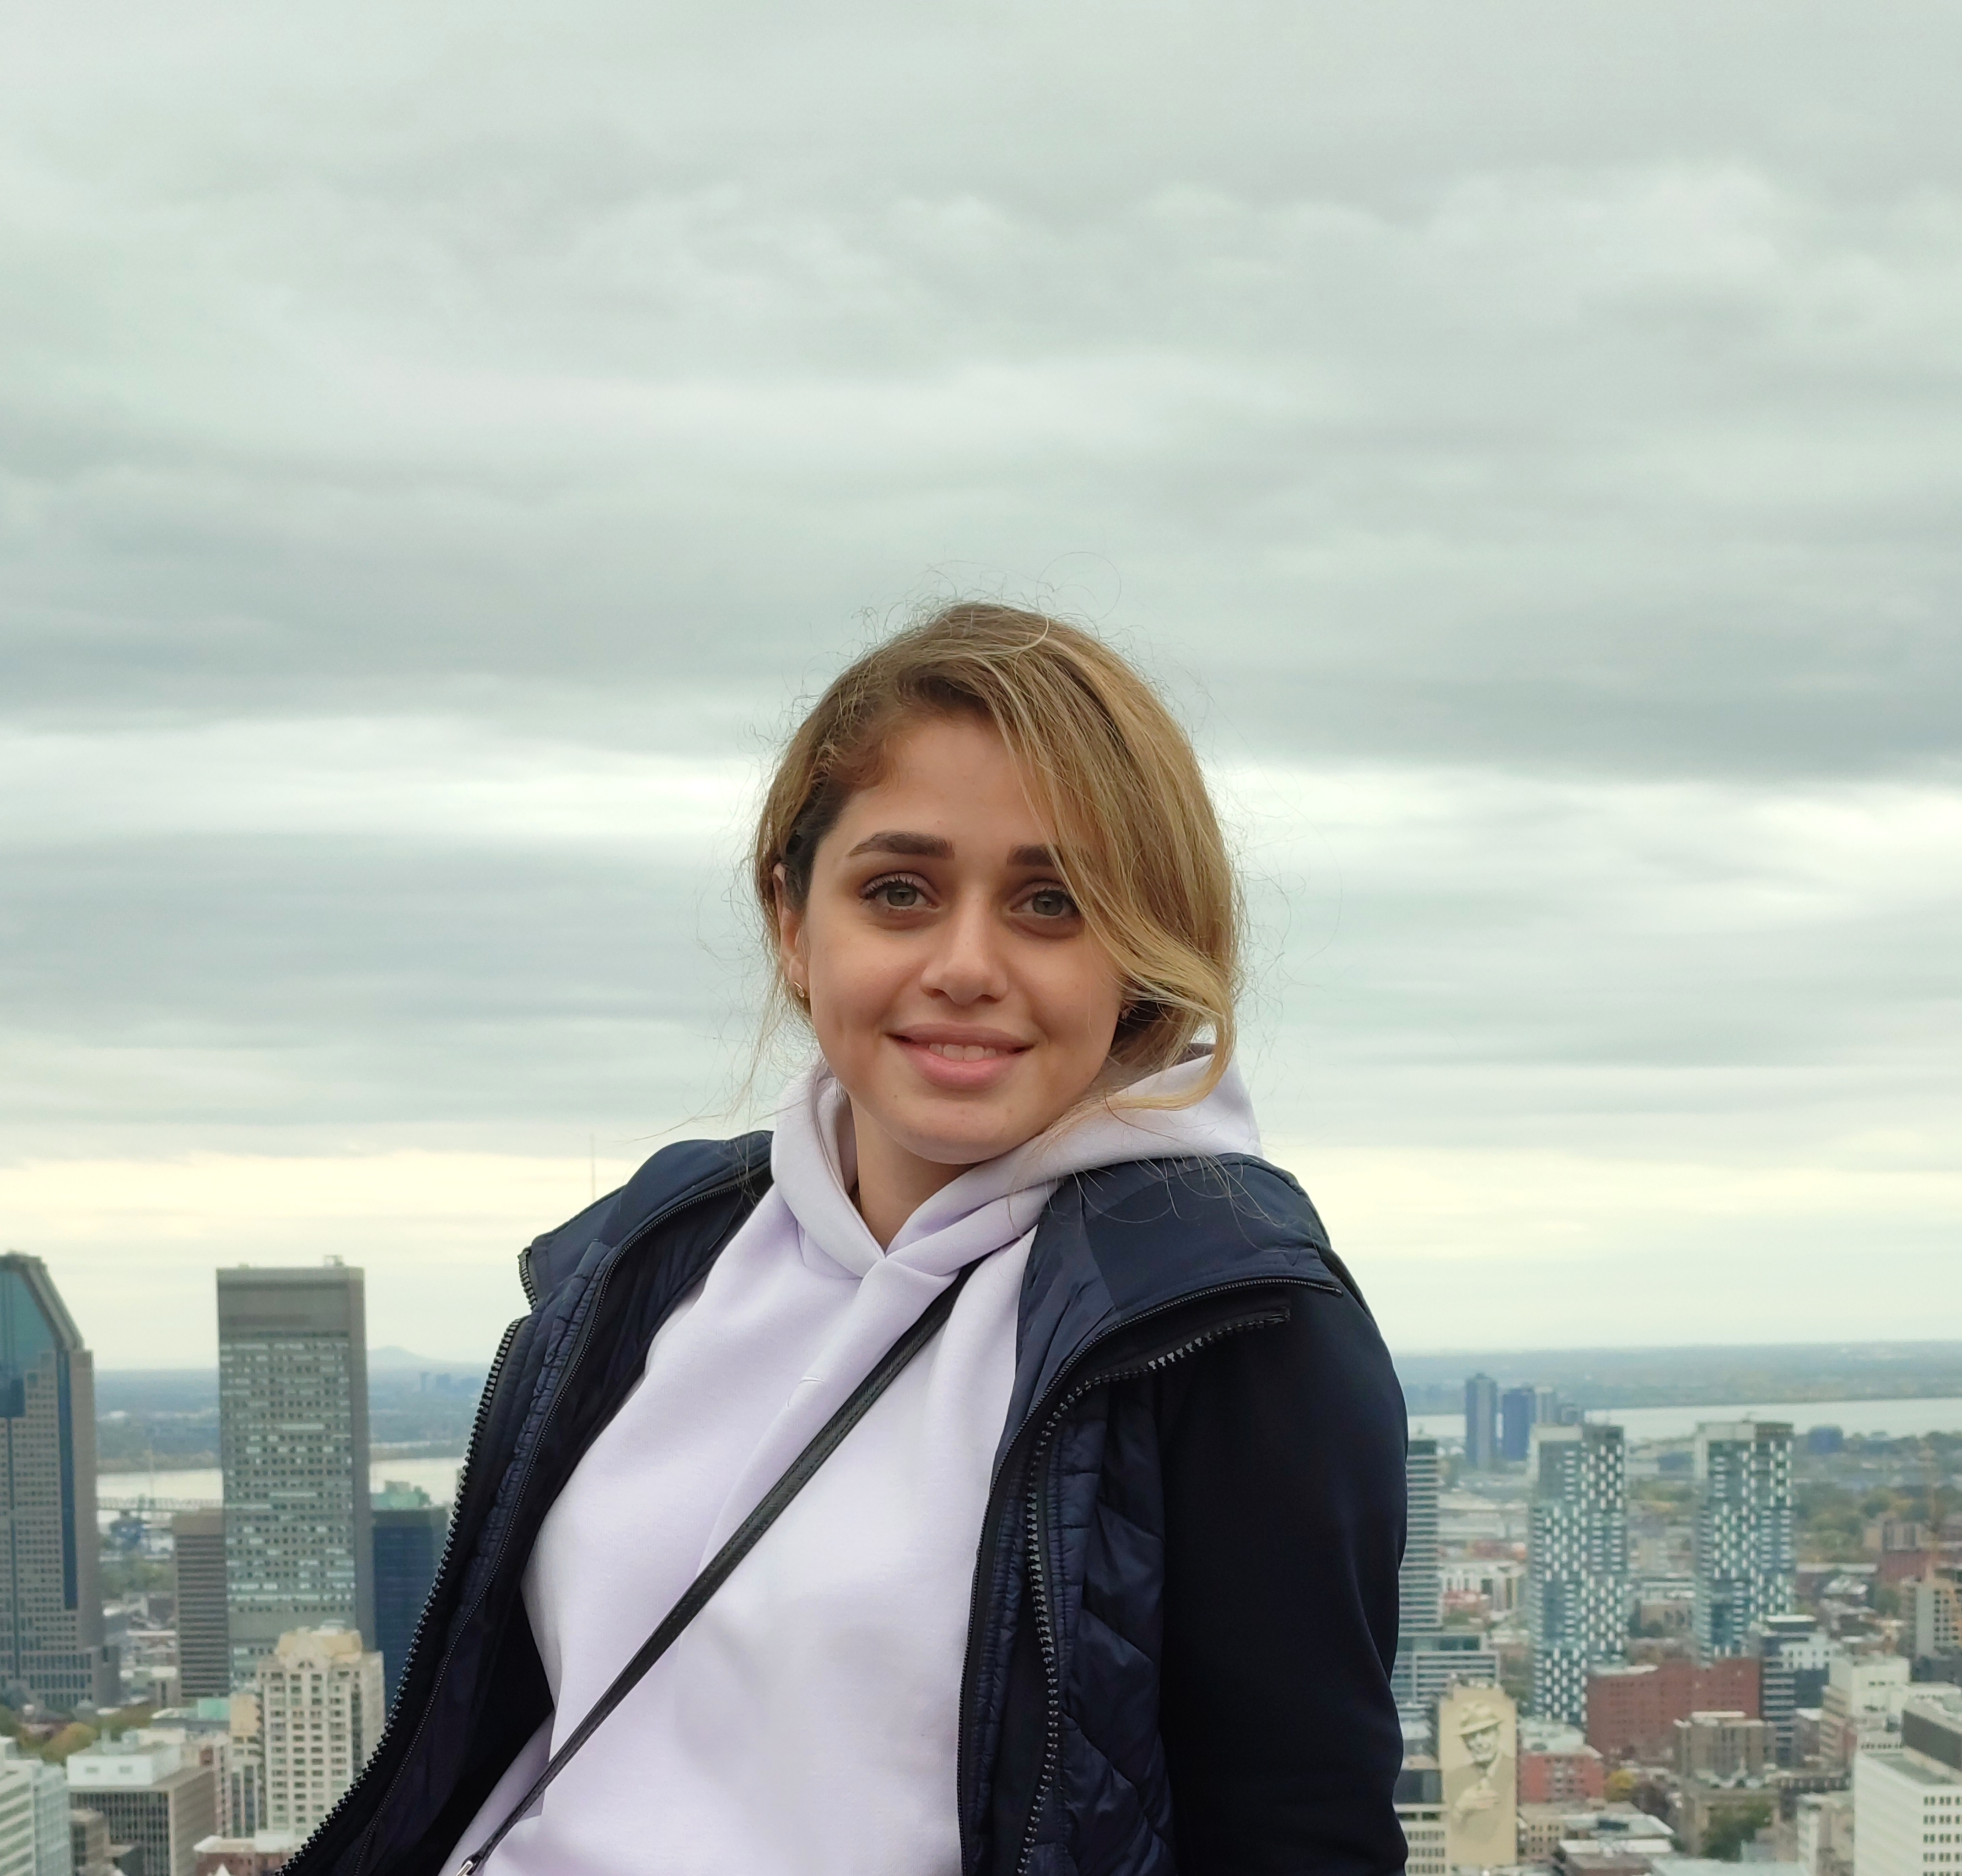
[4,1,1959,1368]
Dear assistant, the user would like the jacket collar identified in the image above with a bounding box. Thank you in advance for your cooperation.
[999,1152,1347,1462]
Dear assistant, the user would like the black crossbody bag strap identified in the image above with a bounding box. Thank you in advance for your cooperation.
[453,1260,979,1875]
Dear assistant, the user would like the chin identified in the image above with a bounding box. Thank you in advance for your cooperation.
[895,1108,1028,1167]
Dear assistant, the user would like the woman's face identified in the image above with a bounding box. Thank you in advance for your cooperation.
[778,712,1126,1205]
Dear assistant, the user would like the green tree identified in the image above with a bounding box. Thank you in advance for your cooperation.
[35,1722,97,1763]
[1703,1797,1774,1861]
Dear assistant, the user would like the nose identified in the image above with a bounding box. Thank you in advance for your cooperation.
[918,891,1010,1005]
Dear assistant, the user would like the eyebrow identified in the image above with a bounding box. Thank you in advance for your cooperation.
[842,831,1057,869]
[844,831,952,859]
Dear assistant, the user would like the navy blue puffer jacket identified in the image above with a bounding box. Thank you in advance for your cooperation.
[286,1135,1409,1876]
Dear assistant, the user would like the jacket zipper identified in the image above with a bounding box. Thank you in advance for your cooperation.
[317,1167,756,1876]
[287,1311,523,1871]
[1010,1301,1290,1876]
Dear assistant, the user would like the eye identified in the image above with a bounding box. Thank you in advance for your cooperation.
[863,874,929,910]
[1021,886,1078,920]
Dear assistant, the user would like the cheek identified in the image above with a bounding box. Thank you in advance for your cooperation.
[804,924,905,1033]
[1040,958,1125,1053]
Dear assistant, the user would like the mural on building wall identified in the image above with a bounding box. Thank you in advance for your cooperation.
[1440,1682,1518,1870]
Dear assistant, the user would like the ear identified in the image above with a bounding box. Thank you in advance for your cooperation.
[773,864,808,994]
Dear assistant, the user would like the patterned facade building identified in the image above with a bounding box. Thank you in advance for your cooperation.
[1527,1422,1628,1724]
[1693,1420,1795,1661]
[0,1254,114,1711]
[218,1266,373,1686]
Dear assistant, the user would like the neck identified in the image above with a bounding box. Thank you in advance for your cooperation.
[846,1107,970,1249]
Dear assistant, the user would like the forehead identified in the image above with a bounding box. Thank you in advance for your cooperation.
[831,714,1047,836]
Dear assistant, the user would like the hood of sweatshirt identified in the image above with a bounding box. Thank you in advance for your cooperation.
[771,1048,1262,1287]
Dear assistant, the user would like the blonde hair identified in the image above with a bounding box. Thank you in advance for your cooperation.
[752,602,1241,1107]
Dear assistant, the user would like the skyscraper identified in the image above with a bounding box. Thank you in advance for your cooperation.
[218,1265,373,1686]
[1393,1438,1444,1709]
[0,1253,113,1711]
[171,1511,229,1703]
[1693,1420,1795,1661]
[370,1484,446,1706]
[1500,1387,1538,1464]
[255,1628,385,1837]
[1464,1374,1499,1472]
[1527,1422,1628,1723]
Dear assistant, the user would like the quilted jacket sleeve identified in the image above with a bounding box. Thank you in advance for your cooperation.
[1155,1280,1409,1876]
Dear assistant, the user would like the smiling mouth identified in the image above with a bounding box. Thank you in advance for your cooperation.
[921,1042,1012,1062]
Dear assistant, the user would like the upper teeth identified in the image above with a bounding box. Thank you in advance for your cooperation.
[925,1043,1002,1061]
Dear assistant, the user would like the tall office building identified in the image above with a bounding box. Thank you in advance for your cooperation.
[1851,1696,1962,1876]
[1751,1613,1833,1766]
[1527,1422,1628,1724]
[0,1736,73,1876]
[1905,1569,1961,1669]
[171,1511,229,1703]
[255,1628,385,1837]
[371,1484,446,1707]
[1392,1438,1447,1709]
[1693,1420,1795,1662]
[1500,1387,1538,1464]
[65,1735,217,1876]
[218,1265,373,1686]
[0,1254,113,1711]
[1464,1374,1500,1472]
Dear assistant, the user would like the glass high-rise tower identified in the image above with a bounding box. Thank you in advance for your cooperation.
[218,1263,373,1686]
[1527,1421,1628,1723]
[0,1252,113,1710]
[371,1482,447,1705]
[1464,1374,1500,1471]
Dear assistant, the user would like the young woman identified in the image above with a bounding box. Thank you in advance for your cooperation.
[291,604,1408,1876]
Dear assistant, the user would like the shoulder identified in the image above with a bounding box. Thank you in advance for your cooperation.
[1084,1153,1401,1460]
[1061,1150,1377,1320]
[518,1130,773,1305]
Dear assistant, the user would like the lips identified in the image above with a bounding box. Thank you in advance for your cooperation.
[891,1028,1031,1090]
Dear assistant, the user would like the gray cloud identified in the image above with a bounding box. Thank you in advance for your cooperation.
[6,3,1962,772]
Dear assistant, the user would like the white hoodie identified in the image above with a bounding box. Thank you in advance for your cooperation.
[447,1053,1260,1876]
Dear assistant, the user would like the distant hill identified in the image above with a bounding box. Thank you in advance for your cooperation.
[1392,1340,1962,1414]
